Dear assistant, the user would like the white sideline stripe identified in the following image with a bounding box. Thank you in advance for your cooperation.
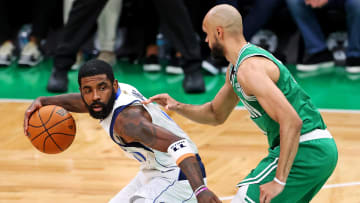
[219,181,360,201]
[0,98,33,103]
[322,181,360,189]
[235,106,360,114]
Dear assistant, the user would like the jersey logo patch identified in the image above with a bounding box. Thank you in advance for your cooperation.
[131,90,146,101]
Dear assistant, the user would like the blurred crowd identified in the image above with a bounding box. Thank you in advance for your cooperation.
[0,0,359,93]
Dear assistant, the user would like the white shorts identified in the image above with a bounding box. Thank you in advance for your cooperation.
[109,167,207,203]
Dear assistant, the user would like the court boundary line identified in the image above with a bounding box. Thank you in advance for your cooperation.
[1,99,360,113]
[235,106,360,114]
[0,98,33,103]
[219,181,360,201]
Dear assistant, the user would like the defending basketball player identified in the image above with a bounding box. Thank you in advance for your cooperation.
[143,4,338,203]
[24,59,221,203]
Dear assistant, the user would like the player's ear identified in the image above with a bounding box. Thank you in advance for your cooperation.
[216,26,224,40]
[113,79,118,89]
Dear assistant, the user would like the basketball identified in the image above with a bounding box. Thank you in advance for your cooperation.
[26,105,76,154]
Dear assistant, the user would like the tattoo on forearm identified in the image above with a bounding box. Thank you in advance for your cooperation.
[119,106,159,148]
[179,157,204,190]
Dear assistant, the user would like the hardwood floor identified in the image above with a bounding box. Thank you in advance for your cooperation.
[1,102,359,203]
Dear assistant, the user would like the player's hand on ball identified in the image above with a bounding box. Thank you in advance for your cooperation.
[197,189,222,203]
[24,97,43,136]
[142,93,179,111]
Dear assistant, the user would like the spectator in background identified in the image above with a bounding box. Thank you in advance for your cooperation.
[238,0,284,42]
[96,0,122,66]
[0,0,62,67]
[185,0,231,75]
[63,0,122,69]
[237,0,296,64]
[47,0,206,94]
[184,0,291,75]
[286,0,360,73]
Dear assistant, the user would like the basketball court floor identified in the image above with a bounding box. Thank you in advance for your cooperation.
[0,60,359,202]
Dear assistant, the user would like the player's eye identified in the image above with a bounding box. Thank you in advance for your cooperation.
[83,88,91,94]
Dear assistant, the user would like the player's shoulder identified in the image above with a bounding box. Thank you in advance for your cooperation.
[119,82,138,92]
[239,56,275,73]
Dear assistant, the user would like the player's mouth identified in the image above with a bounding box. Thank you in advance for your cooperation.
[92,105,103,112]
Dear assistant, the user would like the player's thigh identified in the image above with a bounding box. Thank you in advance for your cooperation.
[109,172,144,203]
[133,178,198,203]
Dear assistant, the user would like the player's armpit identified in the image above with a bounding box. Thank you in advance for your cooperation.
[113,105,181,152]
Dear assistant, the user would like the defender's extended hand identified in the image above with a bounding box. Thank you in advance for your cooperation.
[142,93,179,111]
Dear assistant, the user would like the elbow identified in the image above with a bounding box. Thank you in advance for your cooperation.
[211,116,226,126]
[209,102,226,126]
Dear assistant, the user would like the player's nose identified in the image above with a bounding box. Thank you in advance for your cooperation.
[92,90,101,101]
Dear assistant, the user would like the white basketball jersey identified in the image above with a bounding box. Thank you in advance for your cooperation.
[100,83,199,171]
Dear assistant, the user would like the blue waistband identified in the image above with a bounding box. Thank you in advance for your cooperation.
[178,154,206,181]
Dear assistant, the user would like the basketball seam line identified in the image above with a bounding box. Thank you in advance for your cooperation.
[44,106,57,126]
[31,116,73,142]
[37,108,65,152]
[28,106,58,128]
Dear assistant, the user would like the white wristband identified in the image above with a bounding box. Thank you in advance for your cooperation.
[167,139,195,165]
[273,177,286,186]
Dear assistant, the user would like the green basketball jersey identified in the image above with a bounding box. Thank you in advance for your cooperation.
[229,43,326,148]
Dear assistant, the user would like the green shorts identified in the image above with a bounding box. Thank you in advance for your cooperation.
[235,136,338,203]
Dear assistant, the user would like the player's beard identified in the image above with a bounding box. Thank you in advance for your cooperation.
[211,39,225,60]
[82,88,116,120]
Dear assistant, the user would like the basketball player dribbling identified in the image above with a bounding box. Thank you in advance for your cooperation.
[24,59,221,203]
[143,4,338,203]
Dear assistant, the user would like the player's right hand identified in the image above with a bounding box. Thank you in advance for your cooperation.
[24,97,43,136]
[142,93,179,111]
[197,189,222,203]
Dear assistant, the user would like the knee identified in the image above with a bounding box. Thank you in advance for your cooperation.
[345,0,360,16]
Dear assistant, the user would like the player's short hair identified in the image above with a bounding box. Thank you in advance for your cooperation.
[78,59,114,86]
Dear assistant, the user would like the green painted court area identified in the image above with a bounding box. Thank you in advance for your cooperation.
[0,59,359,110]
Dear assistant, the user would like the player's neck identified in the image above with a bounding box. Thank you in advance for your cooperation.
[225,39,248,66]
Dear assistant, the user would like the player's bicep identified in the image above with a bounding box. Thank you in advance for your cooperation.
[238,66,296,123]
[255,80,294,123]
[114,105,180,152]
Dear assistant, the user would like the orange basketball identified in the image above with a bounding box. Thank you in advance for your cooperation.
[27,105,76,154]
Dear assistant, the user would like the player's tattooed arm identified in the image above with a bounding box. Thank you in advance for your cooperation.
[39,93,88,113]
[114,105,179,151]
[114,105,221,202]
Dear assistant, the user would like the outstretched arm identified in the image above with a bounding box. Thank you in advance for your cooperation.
[142,67,239,125]
[114,105,221,203]
[24,94,88,135]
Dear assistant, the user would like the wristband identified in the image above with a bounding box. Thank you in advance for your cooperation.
[167,139,195,165]
[194,185,208,197]
[273,177,286,186]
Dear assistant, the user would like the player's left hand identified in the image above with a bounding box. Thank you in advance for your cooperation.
[259,181,284,203]
[197,190,222,203]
